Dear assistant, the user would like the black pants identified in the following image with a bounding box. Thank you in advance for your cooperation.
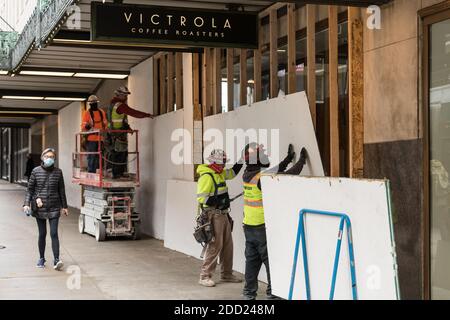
[243,224,272,298]
[36,218,60,260]
[86,141,99,173]
[112,151,127,178]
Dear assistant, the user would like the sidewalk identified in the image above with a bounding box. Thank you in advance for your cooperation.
[0,180,265,300]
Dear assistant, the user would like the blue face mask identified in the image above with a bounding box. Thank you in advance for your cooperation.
[43,158,55,167]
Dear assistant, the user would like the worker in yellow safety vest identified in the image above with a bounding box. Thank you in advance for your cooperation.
[242,143,307,300]
[196,149,244,287]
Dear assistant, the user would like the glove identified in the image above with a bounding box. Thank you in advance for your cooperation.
[299,147,307,165]
[84,124,92,130]
[285,144,295,163]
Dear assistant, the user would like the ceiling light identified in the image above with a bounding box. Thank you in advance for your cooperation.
[20,70,75,77]
[2,96,44,100]
[44,97,86,101]
[74,73,128,79]
[0,71,8,75]
[0,111,53,115]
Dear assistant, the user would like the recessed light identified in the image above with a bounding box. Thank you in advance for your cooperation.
[74,73,128,79]
[20,70,75,77]
[2,96,44,100]
[44,97,86,101]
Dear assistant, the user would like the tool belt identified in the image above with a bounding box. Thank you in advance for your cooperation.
[193,208,215,247]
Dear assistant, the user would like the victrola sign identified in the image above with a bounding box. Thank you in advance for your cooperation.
[91,2,258,48]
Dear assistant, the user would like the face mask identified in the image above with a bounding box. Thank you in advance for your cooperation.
[43,158,55,168]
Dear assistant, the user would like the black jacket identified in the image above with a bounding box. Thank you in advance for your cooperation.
[24,165,68,219]
[24,158,35,177]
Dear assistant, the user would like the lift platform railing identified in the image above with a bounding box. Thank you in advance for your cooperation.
[72,129,140,188]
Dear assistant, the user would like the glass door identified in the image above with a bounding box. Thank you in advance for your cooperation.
[427,11,450,300]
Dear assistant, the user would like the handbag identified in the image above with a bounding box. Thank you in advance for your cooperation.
[30,172,51,215]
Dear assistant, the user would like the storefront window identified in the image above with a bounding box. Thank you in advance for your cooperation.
[429,17,450,300]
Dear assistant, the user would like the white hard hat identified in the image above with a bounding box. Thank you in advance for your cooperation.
[87,95,99,103]
[114,86,131,96]
[207,149,229,164]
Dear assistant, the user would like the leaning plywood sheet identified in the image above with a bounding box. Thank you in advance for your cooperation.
[260,175,400,300]
[203,92,324,177]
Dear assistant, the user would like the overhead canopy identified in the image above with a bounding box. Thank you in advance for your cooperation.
[0,0,392,126]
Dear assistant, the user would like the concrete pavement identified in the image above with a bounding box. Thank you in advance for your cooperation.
[0,180,266,300]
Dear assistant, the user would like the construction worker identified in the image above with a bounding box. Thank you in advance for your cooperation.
[81,95,107,173]
[242,143,307,300]
[196,149,243,287]
[108,86,154,179]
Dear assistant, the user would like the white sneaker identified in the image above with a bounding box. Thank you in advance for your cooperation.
[199,278,216,287]
[54,259,64,271]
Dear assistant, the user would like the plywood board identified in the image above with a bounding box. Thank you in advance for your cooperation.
[203,91,324,177]
[260,175,400,300]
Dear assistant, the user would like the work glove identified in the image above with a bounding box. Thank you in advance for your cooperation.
[84,124,92,130]
[285,144,295,163]
[299,147,308,165]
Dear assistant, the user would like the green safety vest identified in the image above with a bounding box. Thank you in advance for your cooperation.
[243,172,265,226]
[196,165,235,210]
[110,102,128,129]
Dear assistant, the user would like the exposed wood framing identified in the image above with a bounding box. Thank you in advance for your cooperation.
[287,4,297,94]
[193,53,202,121]
[348,7,364,178]
[153,58,159,115]
[159,55,167,114]
[167,53,175,113]
[175,52,183,110]
[329,5,340,177]
[269,9,278,99]
[227,49,234,112]
[307,4,316,128]
[254,22,262,103]
[240,49,248,106]
[214,48,222,114]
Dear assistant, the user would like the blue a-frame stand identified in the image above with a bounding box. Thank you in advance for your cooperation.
[288,209,358,300]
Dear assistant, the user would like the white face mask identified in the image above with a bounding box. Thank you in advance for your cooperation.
[43,158,55,167]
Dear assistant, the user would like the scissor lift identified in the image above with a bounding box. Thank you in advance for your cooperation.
[73,130,141,241]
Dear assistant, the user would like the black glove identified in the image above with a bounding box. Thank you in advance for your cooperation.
[299,147,307,165]
[85,124,92,130]
[285,144,295,163]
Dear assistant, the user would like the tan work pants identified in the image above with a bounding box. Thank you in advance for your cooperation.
[200,210,234,280]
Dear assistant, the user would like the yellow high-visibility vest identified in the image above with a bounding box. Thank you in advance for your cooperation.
[243,172,265,226]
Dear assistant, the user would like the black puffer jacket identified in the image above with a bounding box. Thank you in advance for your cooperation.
[24,165,68,219]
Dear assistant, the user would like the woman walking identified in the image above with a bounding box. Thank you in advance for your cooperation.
[23,148,69,270]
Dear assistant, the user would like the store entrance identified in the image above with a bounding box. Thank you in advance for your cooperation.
[425,9,450,299]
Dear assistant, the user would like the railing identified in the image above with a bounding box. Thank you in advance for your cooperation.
[73,129,140,188]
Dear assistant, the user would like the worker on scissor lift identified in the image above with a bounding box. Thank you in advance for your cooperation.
[107,86,154,179]
[81,95,107,173]
[242,143,307,300]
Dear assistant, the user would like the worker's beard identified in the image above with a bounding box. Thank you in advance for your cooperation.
[90,103,98,110]
[258,153,270,168]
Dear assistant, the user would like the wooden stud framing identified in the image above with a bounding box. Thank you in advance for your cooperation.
[348,7,364,178]
[153,58,159,116]
[213,48,222,114]
[307,4,316,128]
[287,3,297,95]
[193,53,202,121]
[175,52,183,110]
[227,49,234,112]
[240,49,248,106]
[329,5,340,177]
[167,53,175,112]
[159,55,167,115]
[254,26,262,103]
[269,9,278,99]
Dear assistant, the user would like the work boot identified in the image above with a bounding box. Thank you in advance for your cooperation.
[36,258,46,268]
[220,274,243,283]
[53,258,64,271]
[199,278,216,287]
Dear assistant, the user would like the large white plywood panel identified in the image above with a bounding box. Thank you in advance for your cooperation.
[164,180,201,259]
[203,92,324,177]
[260,175,400,300]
